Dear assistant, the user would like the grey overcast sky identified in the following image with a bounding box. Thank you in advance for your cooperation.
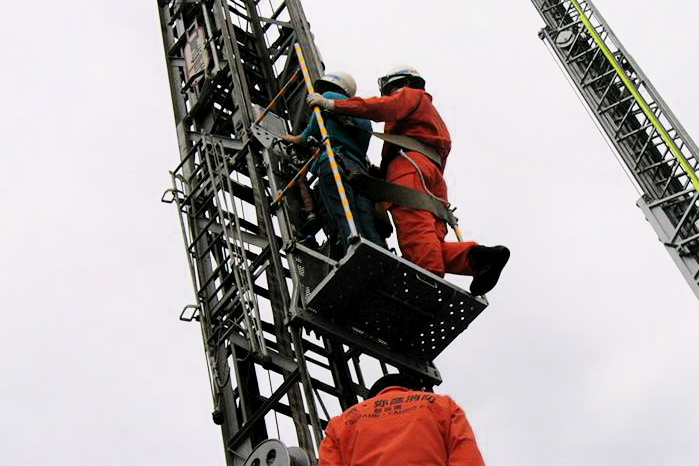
[1,1,698,465]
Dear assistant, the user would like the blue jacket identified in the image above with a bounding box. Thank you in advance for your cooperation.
[300,91,372,173]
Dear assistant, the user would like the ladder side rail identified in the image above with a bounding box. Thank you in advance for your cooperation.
[538,25,661,196]
[535,0,699,204]
[577,2,699,247]
[638,197,699,299]
[286,0,324,79]
[533,0,699,297]
[255,111,364,446]
[214,140,270,352]
[535,2,696,215]
[248,0,377,446]
[534,1,698,197]
[582,0,699,162]
[576,1,699,200]
[159,2,278,463]
[214,0,324,455]
[244,0,284,104]
[202,138,267,354]
[189,147,264,463]
[168,172,237,434]
[543,27,699,242]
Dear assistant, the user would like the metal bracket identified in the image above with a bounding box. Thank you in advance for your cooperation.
[161,188,184,204]
[250,123,281,149]
[179,304,200,322]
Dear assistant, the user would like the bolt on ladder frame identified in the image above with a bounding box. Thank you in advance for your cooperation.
[532,0,699,299]
[157,1,446,464]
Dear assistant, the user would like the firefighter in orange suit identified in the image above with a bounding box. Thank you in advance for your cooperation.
[318,373,485,466]
[306,66,509,295]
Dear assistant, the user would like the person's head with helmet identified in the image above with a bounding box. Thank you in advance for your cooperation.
[314,71,357,98]
[319,374,485,464]
[366,372,431,398]
[378,65,426,96]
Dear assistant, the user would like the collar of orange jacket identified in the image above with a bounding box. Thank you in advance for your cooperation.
[376,385,411,396]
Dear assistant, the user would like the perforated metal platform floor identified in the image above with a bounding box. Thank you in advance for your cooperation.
[292,239,488,370]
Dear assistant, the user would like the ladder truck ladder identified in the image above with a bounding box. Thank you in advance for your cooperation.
[157,1,486,464]
[532,0,699,299]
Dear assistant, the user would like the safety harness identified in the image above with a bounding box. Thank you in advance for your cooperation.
[346,169,456,227]
[369,131,443,169]
[325,113,457,228]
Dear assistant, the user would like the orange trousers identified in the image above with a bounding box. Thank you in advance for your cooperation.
[386,152,477,277]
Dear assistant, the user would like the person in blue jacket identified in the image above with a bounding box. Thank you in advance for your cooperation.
[283,71,386,256]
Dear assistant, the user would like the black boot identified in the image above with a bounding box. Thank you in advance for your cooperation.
[300,212,322,236]
[469,245,510,296]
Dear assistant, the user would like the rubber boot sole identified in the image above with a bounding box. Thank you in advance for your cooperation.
[470,246,510,296]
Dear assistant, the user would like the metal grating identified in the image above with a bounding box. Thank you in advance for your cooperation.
[299,240,488,360]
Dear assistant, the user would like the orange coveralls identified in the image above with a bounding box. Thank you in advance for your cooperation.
[332,88,477,277]
[318,386,485,466]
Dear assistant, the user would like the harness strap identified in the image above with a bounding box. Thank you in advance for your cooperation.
[370,131,443,169]
[327,113,443,168]
[346,171,457,228]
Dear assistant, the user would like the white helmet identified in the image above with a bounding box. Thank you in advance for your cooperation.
[378,65,425,95]
[315,71,357,97]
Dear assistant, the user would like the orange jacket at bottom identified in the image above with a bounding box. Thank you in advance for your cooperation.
[318,386,485,466]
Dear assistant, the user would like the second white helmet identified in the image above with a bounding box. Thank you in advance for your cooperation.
[315,71,357,97]
[378,65,426,95]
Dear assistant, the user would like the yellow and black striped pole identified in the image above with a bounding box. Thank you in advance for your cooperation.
[454,225,464,242]
[294,43,358,239]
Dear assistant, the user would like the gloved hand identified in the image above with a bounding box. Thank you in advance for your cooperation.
[306,92,335,111]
